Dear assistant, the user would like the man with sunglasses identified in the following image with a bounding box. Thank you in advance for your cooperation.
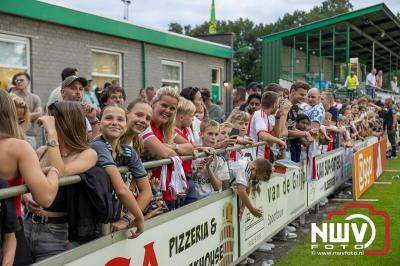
[10,72,43,149]
[60,75,100,140]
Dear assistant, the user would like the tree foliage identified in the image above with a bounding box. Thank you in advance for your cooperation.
[168,0,354,87]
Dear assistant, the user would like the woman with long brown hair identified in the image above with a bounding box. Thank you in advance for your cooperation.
[23,101,97,262]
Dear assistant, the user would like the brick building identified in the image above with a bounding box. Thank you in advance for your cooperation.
[0,0,233,106]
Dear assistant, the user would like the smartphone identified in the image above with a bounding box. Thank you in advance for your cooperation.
[229,128,240,138]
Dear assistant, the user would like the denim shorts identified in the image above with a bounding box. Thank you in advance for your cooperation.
[24,215,69,262]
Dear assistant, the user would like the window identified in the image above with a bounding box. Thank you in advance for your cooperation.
[212,68,220,85]
[211,68,221,102]
[161,60,182,91]
[0,34,30,91]
[91,49,122,88]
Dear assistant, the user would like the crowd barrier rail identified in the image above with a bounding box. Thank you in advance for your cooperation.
[0,137,379,265]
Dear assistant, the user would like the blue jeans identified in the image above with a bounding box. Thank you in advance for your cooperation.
[347,90,356,100]
[183,176,199,205]
[24,215,69,262]
[366,85,375,98]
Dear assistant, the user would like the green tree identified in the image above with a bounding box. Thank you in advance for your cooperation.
[168,22,183,34]
[168,0,353,86]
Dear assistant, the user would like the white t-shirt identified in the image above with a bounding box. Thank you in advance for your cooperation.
[230,159,251,188]
[247,109,272,159]
[191,117,202,145]
[192,156,229,199]
[47,86,63,107]
[366,73,376,86]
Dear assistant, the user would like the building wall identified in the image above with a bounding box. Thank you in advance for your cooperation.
[146,44,226,88]
[0,13,227,104]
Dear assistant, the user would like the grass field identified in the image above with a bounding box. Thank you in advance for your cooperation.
[277,158,400,266]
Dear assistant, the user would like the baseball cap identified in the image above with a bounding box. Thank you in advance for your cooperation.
[62,75,88,89]
[247,82,260,90]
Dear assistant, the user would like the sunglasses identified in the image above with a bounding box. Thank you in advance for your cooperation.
[48,102,64,119]
[15,79,25,83]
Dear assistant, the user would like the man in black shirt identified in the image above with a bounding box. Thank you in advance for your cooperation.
[287,82,313,162]
[383,98,397,158]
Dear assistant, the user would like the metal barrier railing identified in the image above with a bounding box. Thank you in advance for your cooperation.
[0,142,268,200]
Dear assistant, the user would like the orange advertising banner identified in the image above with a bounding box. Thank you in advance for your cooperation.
[353,144,375,200]
[373,138,387,180]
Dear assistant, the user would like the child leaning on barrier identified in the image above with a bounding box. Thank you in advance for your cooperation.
[174,97,213,205]
[230,158,273,219]
[192,120,230,199]
[226,110,255,161]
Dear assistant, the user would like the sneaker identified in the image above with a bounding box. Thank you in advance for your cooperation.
[261,259,275,266]
[257,243,272,252]
[286,232,297,239]
[264,243,275,248]
[273,229,288,241]
[286,225,297,233]
[388,156,398,160]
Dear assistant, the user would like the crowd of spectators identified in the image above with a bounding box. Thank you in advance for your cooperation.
[0,67,398,265]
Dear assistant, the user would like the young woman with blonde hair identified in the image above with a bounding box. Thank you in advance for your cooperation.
[141,87,194,208]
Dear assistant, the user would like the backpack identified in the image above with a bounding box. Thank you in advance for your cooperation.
[67,166,122,244]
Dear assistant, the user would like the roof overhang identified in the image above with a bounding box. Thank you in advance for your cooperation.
[0,0,232,59]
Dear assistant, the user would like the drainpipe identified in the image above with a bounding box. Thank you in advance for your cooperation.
[141,42,147,88]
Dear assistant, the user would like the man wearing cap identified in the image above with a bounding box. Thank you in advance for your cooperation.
[61,75,100,140]
[47,67,78,107]
[82,76,100,110]
[246,82,262,95]
[344,71,359,100]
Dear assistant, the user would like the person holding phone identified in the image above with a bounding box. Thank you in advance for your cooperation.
[192,120,229,199]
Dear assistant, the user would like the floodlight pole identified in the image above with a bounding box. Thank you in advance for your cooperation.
[121,0,131,20]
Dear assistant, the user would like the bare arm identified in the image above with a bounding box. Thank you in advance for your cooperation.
[173,134,195,155]
[89,123,100,141]
[144,137,177,158]
[30,106,43,121]
[105,166,144,236]
[2,233,16,266]
[258,131,287,149]
[205,157,223,191]
[17,140,59,207]
[237,184,262,218]
[134,178,152,212]
[38,116,98,175]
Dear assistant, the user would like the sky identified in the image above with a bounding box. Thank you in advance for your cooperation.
[48,0,400,31]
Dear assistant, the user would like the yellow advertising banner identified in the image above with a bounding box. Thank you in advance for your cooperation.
[353,145,375,200]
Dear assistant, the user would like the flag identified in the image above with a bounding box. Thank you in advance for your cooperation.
[209,0,216,34]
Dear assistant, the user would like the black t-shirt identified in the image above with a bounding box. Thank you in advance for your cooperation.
[328,106,339,122]
[0,180,20,246]
[383,107,395,129]
[287,104,302,130]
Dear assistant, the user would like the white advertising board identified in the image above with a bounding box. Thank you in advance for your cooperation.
[66,195,238,266]
[239,162,307,255]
